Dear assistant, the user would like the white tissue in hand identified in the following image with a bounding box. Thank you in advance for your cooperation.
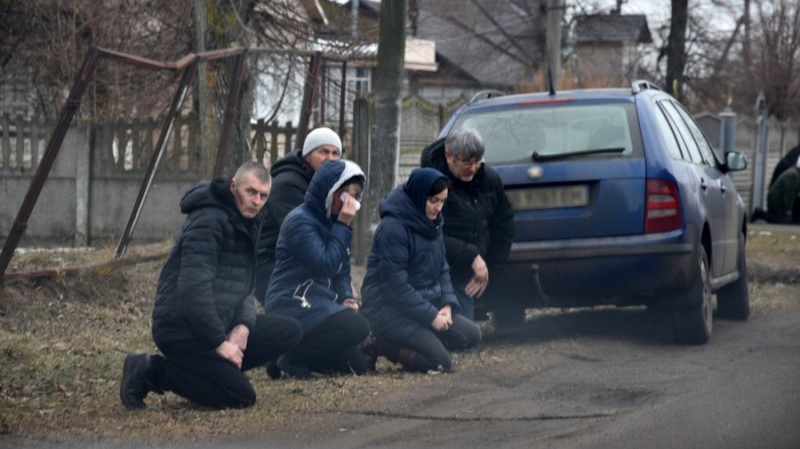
[340,192,361,211]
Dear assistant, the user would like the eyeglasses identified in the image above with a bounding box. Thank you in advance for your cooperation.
[455,157,481,168]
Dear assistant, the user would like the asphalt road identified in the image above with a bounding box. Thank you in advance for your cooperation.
[250,303,800,449]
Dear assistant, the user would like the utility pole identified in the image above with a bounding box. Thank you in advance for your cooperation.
[194,0,212,176]
[365,0,407,256]
[546,0,563,90]
[351,0,360,37]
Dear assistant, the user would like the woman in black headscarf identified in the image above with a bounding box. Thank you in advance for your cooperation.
[361,167,481,373]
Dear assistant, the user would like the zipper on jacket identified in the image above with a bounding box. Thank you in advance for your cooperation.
[292,279,313,309]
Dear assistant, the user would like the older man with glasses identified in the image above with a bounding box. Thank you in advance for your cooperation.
[420,128,514,321]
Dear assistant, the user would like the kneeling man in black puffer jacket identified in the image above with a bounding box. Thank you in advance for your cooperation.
[120,162,302,410]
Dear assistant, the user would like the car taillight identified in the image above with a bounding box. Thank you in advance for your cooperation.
[645,179,682,233]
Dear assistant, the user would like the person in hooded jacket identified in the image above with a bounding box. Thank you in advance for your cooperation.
[255,127,343,299]
[264,159,371,379]
[361,167,482,373]
[119,162,302,410]
[420,128,514,321]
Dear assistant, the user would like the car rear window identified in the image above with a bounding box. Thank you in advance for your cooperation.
[451,102,642,165]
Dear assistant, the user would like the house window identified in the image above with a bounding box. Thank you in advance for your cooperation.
[322,65,372,125]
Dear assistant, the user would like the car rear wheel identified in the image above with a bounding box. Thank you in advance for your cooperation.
[672,246,712,344]
[716,236,750,320]
[491,305,526,329]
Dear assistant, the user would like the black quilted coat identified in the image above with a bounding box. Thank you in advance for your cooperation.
[152,177,263,350]
[420,137,514,286]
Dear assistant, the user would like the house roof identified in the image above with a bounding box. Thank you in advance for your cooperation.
[299,0,329,25]
[361,0,542,89]
[416,0,543,88]
[575,14,652,44]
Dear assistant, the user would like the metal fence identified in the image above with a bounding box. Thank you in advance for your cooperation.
[4,102,797,247]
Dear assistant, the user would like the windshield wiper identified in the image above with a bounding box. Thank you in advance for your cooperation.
[531,147,625,162]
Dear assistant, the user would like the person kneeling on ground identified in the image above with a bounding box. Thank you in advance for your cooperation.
[361,167,481,374]
[752,157,800,224]
[120,162,302,410]
[420,129,514,321]
[263,159,371,379]
[255,127,343,299]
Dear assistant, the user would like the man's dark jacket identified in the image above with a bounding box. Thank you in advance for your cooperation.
[256,149,314,299]
[420,137,514,285]
[152,177,263,350]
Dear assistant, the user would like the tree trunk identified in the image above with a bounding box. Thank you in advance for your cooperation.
[365,0,407,254]
[665,0,688,101]
[742,0,752,77]
[193,0,213,176]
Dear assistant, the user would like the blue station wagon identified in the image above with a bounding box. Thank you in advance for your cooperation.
[439,80,750,344]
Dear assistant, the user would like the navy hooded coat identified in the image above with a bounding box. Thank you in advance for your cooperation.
[264,159,365,333]
[255,149,314,298]
[361,168,460,343]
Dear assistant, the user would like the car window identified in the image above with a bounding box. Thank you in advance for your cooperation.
[672,102,718,166]
[451,102,641,165]
[660,101,705,164]
[652,102,685,160]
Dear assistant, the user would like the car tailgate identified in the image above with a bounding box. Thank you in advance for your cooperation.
[495,158,647,241]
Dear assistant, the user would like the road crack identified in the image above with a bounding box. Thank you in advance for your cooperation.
[339,409,616,422]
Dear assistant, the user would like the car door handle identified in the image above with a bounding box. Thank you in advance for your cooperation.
[720,182,726,194]
[700,179,708,190]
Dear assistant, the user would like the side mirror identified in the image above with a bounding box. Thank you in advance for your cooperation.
[726,151,748,172]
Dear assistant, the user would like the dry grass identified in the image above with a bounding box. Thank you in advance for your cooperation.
[1,228,799,445]
[1,241,553,445]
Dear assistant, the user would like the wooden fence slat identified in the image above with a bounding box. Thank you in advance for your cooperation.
[0,114,9,170]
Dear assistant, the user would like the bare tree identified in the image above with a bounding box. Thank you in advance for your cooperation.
[747,0,800,120]
[0,0,193,120]
[663,0,688,101]
[665,0,800,121]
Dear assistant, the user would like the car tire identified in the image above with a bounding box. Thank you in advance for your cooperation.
[491,306,526,329]
[672,246,712,345]
[716,236,750,320]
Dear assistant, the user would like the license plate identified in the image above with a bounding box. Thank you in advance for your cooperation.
[507,185,589,210]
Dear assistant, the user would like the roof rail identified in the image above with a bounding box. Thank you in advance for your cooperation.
[467,90,505,105]
[631,79,661,94]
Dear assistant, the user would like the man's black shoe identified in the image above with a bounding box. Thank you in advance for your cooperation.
[751,208,766,223]
[120,353,152,409]
[265,359,282,380]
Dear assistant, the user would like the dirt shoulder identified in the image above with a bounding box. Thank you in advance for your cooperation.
[1,226,799,447]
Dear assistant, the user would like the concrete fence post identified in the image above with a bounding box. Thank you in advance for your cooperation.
[751,92,769,213]
[719,106,736,154]
[71,123,91,247]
